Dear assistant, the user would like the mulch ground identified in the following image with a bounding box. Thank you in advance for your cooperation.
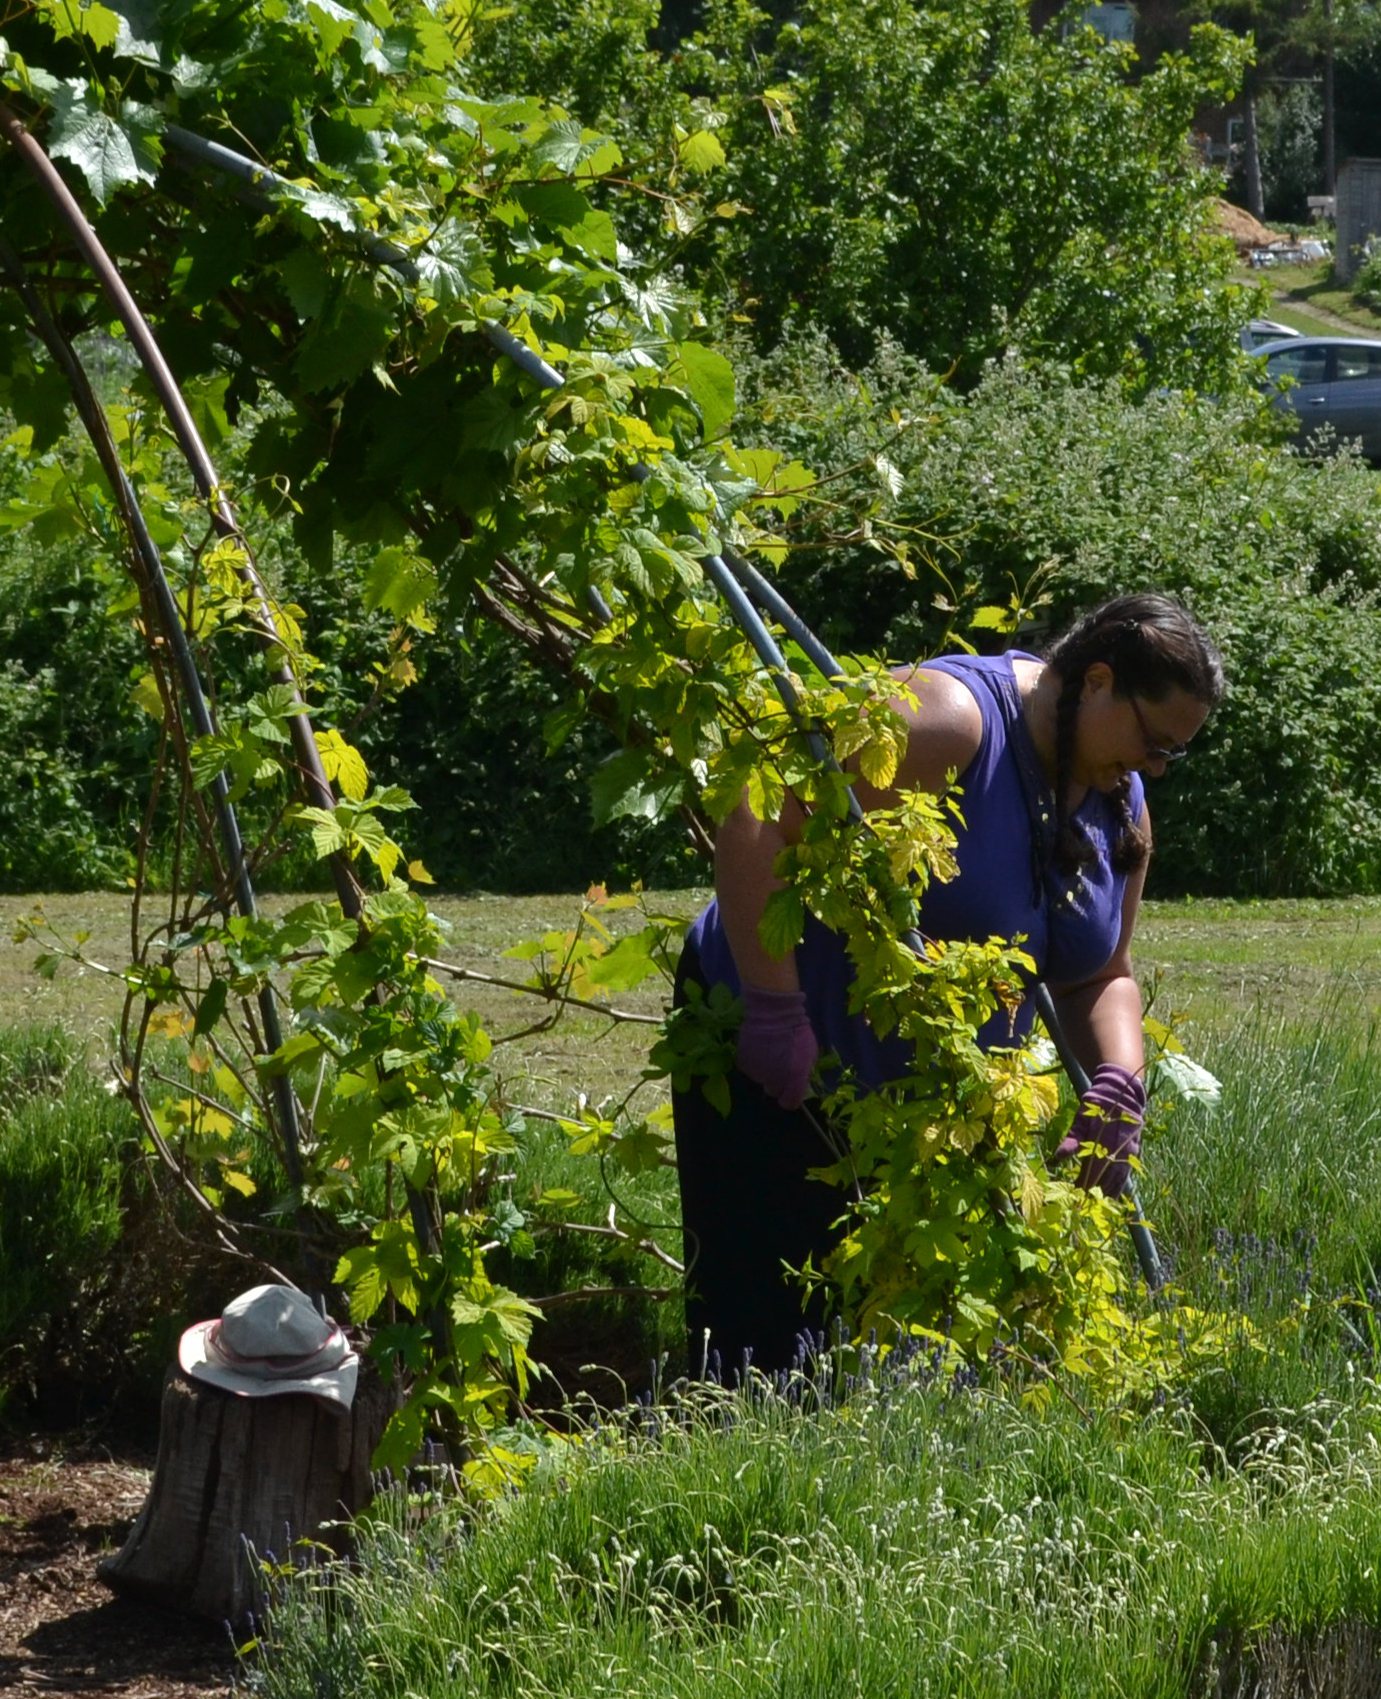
[0,1438,234,1699]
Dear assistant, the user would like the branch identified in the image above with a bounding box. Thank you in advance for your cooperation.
[528,1283,676,1309]
[419,956,663,1024]
[533,1219,684,1275]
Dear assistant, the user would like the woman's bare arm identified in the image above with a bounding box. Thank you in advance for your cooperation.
[715,667,984,988]
[1045,803,1152,1080]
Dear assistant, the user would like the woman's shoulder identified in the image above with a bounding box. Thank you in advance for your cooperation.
[886,657,987,792]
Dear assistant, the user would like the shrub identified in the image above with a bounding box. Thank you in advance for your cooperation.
[733,339,1381,897]
[0,1024,222,1428]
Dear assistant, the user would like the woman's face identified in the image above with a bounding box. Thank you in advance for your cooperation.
[1073,662,1211,793]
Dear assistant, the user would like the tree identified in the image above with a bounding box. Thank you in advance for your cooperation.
[469,0,1254,387]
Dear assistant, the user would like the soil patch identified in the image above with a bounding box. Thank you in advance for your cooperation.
[1213,197,1291,253]
[0,1437,234,1699]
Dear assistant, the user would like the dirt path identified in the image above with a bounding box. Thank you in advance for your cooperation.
[0,1438,234,1699]
[1272,287,1374,336]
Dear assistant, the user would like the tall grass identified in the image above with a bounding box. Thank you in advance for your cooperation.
[1147,997,1381,1292]
[241,986,1381,1698]
[0,1022,157,1422]
[243,1361,1381,1699]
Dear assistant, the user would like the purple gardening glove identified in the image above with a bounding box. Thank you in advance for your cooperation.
[1054,1062,1146,1199]
[736,985,819,1111]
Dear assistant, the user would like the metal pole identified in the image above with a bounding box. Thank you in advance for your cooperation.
[0,233,307,1190]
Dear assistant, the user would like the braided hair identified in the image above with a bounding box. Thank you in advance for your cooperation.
[1042,594,1224,876]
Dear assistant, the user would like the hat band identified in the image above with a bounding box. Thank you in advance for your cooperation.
[205,1318,349,1380]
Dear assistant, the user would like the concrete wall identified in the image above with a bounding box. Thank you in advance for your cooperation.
[1335,159,1381,280]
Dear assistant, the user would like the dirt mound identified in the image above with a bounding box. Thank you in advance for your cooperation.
[1214,198,1292,253]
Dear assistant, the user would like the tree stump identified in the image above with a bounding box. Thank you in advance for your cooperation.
[98,1364,393,1626]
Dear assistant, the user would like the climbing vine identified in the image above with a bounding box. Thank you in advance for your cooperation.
[0,0,1220,1467]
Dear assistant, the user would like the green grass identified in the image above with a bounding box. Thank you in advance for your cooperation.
[243,1366,1381,1699]
[12,892,1381,1689]
[1244,257,1381,338]
[1234,256,1381,338]
[7,888,1381,1081]
[0,888,711,1108]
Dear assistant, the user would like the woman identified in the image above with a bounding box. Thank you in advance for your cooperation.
[673,593,1225,1378]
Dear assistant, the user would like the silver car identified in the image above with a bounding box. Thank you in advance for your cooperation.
[1255,335,1381,461]
[1240,318,1302,350]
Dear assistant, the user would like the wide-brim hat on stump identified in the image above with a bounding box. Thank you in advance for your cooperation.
[178,1283,359,1414]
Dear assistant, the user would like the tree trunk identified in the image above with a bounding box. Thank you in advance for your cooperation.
[98,1365,393,1627]
[1323,28,1336,195]
[1244,92,1265,220]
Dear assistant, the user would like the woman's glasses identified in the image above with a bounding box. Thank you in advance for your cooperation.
[1128,696,1189,764]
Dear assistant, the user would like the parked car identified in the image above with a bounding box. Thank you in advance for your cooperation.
[1240,318,1302,350]
[1254,335,1381,462]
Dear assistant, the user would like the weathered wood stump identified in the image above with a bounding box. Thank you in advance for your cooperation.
[98,1364,392,1625]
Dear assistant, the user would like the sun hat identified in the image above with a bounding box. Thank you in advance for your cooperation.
[178,1284,359,1414]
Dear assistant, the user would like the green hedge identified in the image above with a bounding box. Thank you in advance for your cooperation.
[735,338,1381,897]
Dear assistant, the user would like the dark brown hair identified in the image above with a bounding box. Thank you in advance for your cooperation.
[1042,593,1225,874]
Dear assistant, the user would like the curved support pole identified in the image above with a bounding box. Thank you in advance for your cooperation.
[0,235,306,1189]
[0,99,362,920]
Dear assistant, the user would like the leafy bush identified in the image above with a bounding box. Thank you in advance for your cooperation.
[0,1026,177,1425]
[0,431,697,895]
[0,515,150,891]
[733,339,1381,896]
[474,0,1257,388]
[1352,244,1381,313]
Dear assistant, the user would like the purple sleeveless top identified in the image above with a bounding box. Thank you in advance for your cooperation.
[687,651,1143,1087]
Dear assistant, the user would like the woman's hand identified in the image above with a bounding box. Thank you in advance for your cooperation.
[1054,1062,1146,1198]
[736,986,819,1110]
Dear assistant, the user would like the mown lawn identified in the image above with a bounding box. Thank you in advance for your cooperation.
[8,886,1381,1055]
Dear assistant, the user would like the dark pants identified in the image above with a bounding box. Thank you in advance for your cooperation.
[672,941,846,1380]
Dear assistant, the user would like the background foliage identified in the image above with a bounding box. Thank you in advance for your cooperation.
[473,0,1255,386]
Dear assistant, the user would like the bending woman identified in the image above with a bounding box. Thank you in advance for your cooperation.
[672,593,1225,1378]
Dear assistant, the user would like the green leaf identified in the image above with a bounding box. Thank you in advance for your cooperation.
[517,182,618,261]
[678,130,726,175]
[129,671,164,722]
[297,806,349,860]
[746,765,785,822]
[759,887,805,959]
[365,784,416,812]
[280,246,332,321]
[674,342,736,439]
[192,977,228,1040]
[372,1400,429,1474]
[335,1244,388,1322]
[294,277,395,393]
[526,121,621,180]
[306,0,357,58]
[589,750,683,827]
[362,547,438,622]
[48,84,161,205]
[416,219,493,304]
[316,730,370,803]
[47,0,121,49]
